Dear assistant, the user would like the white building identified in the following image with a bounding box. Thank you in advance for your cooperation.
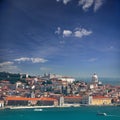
[89,84,94,89]
[59,96,64,107]
[0,100,4,108]
[43,73,62,79]
[26,74,29,78]
[42,73,75,83]
[16,81,22,88]
[92,73,99,83]
[58,77,75,83]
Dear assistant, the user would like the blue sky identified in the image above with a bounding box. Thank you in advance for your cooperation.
[0,0,120,78]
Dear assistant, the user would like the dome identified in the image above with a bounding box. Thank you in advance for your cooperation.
[92,74,98,79]
[92,73,98,83]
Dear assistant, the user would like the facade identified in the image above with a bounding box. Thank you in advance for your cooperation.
[58,77,75,83]
[16,81,22,88]
[5,96,58,106]
[82,95,111,105]
[91,96,112,105]
[82,95,92,105]
[43,73,62,79]
[0,100,4,108]
[64,96,82,104]
[59,96,64,106]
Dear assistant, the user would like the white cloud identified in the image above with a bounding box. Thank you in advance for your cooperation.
[63,30,72,37]
[0,61,20,72]
[14,57,48,63]
[57,0,105,12]
[55,27,61,35]
[0,61,14,66]
[79,0,105,12]
[56,0,71,5]
[94,0,104,12]
[74,30,83,38]
[63,0,71,5]
[78,0,94,11]
[55,27,92,38]
[31,58,47,63]
[14,57,30,62]
[74,28,92,38]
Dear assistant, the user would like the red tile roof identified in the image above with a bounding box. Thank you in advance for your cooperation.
[6,96,57,101]
[93,96,110,99]
[64,96,82,99]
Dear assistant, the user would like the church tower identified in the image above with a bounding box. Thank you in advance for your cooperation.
[92,73,98,83]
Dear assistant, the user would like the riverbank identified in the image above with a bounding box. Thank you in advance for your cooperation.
[4,105,55,109]
[3,104,80,109]
[1,104,118,110]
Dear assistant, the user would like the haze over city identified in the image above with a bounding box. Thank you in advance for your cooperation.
[0,0,120,78]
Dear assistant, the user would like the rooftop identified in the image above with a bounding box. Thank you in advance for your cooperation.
[6,96,57,101]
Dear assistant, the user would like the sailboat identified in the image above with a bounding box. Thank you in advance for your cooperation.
[97,112,107,116]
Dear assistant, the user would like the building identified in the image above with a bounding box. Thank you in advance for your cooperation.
[82,95,111,105]
[58,77,75,83]
[5,96,58,106]
[91,96,112,105]
[92,73,99,83]
[82,95,92,105]
[64,96,82,104]
[59,96,64,107]
[16,81,22,89]
[0,99,4,108]
[42,73,62,80]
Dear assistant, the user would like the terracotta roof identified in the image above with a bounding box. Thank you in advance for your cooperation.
[6,96,57,101]
[64,96,82,99]
[93,96,111,99]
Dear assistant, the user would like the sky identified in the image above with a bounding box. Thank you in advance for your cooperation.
[0,0,120,78]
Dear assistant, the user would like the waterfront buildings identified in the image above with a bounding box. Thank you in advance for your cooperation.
[5,96,58,106]
[82,95,112,105]
[0,99,4,108]
[64,96,82,104]
[0,72,120,108]
[91,96,112,105]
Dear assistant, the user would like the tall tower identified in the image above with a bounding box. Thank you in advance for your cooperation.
[26,73,29,78]
[92,73,98,83]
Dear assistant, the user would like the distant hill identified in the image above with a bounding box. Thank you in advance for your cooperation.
[0,72,26,83]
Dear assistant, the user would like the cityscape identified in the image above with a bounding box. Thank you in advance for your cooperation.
[0,0,120,119]
[0,72,120,109]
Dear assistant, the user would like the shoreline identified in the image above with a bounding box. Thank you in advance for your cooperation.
[5,105,55,109]
[2,104,80,110]
[1,104,118,110]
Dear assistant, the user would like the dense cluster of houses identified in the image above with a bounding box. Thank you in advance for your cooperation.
[0,73,120,109]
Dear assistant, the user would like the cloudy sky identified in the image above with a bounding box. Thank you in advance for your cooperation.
[0,0,120,78]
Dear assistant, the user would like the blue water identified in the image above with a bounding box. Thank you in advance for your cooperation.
[0,106,120,120]
[76,77,120,85]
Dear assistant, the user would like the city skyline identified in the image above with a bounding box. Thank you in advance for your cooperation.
[0,0,120,78]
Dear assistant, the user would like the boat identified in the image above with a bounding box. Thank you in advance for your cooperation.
[34,108,43,111]
[97,112,107,116]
